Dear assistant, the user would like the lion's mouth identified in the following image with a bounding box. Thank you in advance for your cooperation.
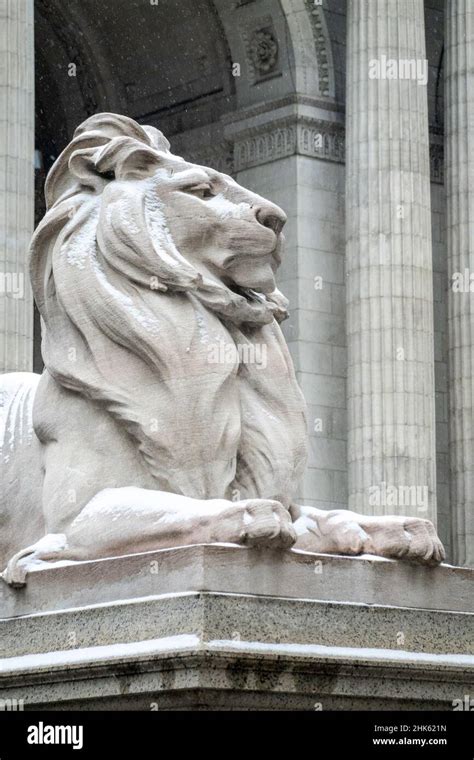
[226,281,254,299]
[223,279,268,303]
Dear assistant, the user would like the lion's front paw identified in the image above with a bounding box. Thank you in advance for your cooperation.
[213,499,296,549]
[292,506,446,566]
[1,533,68,587]
[361,515,446,566]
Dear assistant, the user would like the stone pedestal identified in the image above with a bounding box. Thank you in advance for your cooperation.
[0,546,472,710]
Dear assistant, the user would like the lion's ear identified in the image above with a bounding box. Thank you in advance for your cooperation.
[45,132,109,207]
[94,137,161,180]
[68,149,108,193]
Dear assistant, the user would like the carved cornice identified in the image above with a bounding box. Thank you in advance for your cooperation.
[233,115,344,170]
[230,113,445,183]
[235,122,296,170]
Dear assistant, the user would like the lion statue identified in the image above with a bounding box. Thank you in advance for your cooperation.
[0,113,444,586]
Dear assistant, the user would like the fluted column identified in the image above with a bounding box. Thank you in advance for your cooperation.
[0,0,34,372]
[445,0,474,566]
[345,0,437,521]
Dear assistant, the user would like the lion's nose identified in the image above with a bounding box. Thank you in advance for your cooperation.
[255,204,287,235]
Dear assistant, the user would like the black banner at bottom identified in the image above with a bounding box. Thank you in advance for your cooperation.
[0,711,472,758]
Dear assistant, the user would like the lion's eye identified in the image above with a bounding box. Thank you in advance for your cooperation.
[187,183,214,200]
[101,170,115,181]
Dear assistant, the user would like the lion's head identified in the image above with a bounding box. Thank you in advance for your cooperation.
[32,112,288,327]
[30,114,306,493]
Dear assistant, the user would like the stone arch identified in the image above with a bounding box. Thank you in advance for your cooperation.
[211,0,336,107]
[279,0,336,99]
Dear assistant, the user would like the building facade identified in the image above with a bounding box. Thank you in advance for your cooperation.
[1,0,472,566]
